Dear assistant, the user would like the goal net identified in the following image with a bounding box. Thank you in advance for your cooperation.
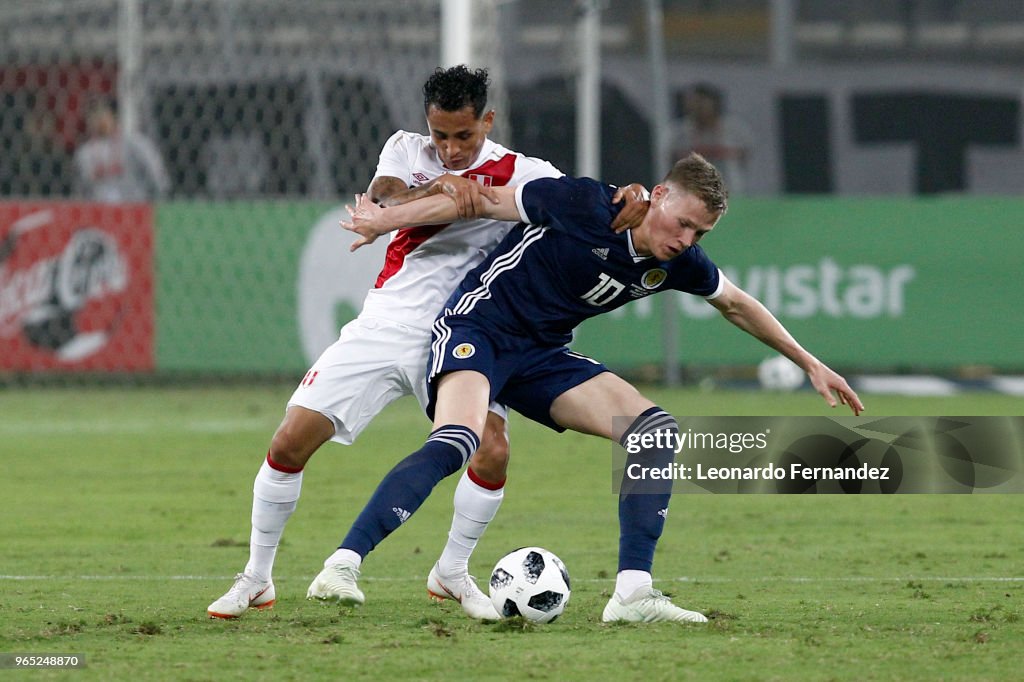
[0,0,508,378]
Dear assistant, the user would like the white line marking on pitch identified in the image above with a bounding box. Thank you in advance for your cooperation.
[0,418,271,435]
[2,575,1022,583]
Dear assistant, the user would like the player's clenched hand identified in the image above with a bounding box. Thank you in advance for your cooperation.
[436,173,499,219]
[610,183,650,233]
[340,193,387,252]
[807,363,865,416]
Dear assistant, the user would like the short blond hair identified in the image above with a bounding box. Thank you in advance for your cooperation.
[663,153,727,215]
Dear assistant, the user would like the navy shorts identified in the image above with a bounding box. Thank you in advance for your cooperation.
[427,316,608,431]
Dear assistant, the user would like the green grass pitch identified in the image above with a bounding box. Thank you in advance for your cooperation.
[1,384,1021,680]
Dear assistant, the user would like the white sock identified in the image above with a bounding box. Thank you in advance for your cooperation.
[244,456,303,583]
[437,468,504,577]
[324,548,362,569]
[614,570,653,601]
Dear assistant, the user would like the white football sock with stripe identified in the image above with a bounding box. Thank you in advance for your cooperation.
[244,456,302,583]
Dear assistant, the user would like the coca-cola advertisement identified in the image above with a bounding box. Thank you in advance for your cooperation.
[0,203,153,371]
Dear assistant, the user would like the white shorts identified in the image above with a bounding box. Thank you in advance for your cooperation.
[287,316,506,445]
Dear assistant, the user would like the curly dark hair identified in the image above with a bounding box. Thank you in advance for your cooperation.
[422,65,490,118]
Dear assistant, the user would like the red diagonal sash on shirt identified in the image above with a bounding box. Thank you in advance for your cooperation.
[374,153,517,288]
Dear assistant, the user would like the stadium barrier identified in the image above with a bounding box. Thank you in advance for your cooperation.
[1,196,1021,377]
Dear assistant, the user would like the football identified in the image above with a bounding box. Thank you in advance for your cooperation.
[488,547,571,623]
[757,354,805,391]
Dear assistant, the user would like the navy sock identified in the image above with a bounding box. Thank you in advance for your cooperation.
[341,425,479,558]
[618,407,677,573]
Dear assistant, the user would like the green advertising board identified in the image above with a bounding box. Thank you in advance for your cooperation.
[572,196,1023,370]
[155,197,1024,374]
[156,201,334,372]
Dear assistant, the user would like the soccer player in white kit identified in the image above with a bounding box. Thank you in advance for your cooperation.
[207,66,647,620]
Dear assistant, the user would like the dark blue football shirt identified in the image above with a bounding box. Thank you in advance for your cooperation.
[441,176,722,346]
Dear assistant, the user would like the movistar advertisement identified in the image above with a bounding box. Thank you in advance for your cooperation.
[0,202,154,371]
[573,197,1024,370]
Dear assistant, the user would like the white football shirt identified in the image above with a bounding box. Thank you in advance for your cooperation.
[358,131,562,330]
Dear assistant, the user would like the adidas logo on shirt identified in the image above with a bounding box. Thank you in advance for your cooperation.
[592,247,609,260]
[393,507,411,524]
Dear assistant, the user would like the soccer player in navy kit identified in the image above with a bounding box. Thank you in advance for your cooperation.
[342,153,864,623]
[206,65,649,621]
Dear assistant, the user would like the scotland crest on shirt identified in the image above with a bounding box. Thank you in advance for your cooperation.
[628,268,669,298]
[452,343,476,359]
[641,268,668,290]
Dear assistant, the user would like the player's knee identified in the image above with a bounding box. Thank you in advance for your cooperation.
[269,407,335,469]
[268,420,324,470]
[468,428,509,481]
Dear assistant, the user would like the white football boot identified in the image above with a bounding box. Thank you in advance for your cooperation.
[306,563,365,605]
[427,563,500,620]
[207,572,276,619]
[602,586,708,624]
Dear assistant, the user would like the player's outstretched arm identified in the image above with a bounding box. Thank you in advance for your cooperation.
[340,186,520,251]
[369,173,499,218]
[434,173,500,218]
[706,275,865,415]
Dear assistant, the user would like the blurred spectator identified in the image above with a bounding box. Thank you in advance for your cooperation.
[671,83,752,194]
[22,107,72,197]
[73,98,170,202]
[1,95,71,197]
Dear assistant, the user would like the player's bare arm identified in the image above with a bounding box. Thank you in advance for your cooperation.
[367,176,410,205]
[342,186,519,251]
[708,275,864,415]
[610,183,651,233]
[348,180,646,251]
[368,173,498,218]
[434,173,500,218]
